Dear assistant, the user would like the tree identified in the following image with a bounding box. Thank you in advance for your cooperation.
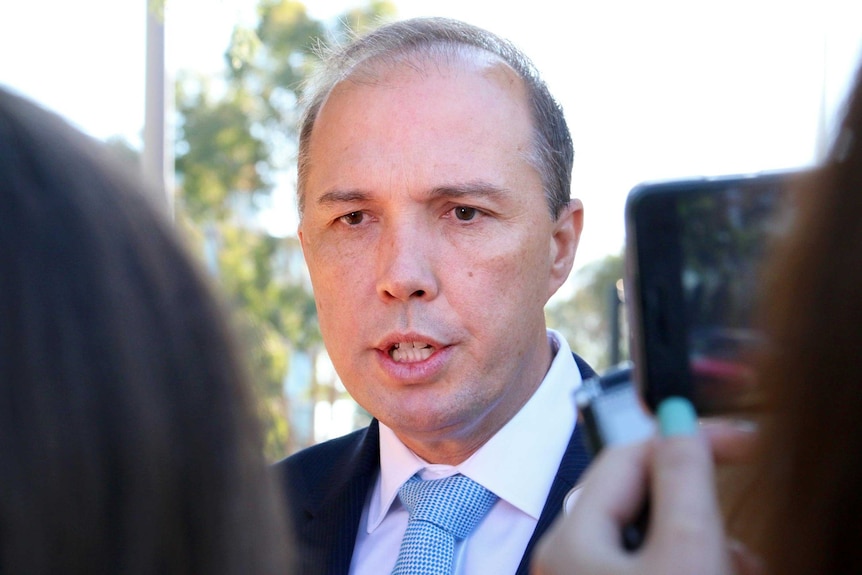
[546,253,628,372]
[172,0,395,460]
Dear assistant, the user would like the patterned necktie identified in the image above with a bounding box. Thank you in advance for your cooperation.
[391,474,498,575]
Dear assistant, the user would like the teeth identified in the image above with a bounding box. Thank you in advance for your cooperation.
[390,342,434,363]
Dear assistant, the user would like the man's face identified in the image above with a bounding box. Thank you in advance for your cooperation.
[299,54,582,460]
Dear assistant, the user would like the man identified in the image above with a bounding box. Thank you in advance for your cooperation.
[276,17,595,575]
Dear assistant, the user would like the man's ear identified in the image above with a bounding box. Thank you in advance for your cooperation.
[297,223,306,252]
[547,199,584,298]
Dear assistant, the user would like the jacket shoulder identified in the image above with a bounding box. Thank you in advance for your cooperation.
[273,421,379,507]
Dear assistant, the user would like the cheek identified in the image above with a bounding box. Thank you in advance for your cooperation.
[305,234,371,292]
[480,234,551,292]
[304,267,347,339]
[307,234,365,274]
[455,243,551,331]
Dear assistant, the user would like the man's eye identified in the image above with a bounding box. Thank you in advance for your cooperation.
[339,211,365,225]
[453,206,478,221]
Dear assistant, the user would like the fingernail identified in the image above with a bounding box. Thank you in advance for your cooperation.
[657,396,698,437]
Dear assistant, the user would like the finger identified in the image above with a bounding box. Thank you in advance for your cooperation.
[700,419,759,464]
[645,398,732,575]
[649,435,721,545]
[572,441,652,535]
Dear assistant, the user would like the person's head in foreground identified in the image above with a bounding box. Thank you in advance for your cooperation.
[0,87,293,574]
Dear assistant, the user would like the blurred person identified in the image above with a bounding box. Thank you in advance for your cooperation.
[532,60,862,575]
[275,16,595,575]
[0,86,293,574]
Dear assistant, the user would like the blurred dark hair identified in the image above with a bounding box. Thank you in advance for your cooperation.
[0,87,293,574]
[735,62,862,573]
[296,16,573,219]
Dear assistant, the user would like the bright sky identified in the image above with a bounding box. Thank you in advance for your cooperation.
[2,0,861,285]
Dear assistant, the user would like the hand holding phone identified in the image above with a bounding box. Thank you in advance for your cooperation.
[542,398,733,574]
[572,169,801,551]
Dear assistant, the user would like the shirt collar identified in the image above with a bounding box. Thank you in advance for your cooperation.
[367,329,581,531]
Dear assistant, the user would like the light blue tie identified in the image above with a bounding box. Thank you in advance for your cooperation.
[391,474,498,575]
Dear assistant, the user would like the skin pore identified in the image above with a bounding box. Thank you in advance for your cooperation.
[298,50,583,464]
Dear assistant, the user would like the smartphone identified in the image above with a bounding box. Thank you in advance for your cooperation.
[624,169,804,415]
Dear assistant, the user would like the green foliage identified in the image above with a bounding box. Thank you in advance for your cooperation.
[175,79,269,220]
[254,1,324,82]
[260,396,290,460]
[547,253,628,371]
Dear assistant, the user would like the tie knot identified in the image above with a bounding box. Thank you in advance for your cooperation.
[397,474,498,540]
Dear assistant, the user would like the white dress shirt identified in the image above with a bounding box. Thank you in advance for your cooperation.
[349,329,583,575]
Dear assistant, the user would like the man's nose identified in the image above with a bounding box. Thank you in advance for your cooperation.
[376,222,439,302]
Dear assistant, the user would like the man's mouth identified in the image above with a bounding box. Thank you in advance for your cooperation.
[389,342,435,363]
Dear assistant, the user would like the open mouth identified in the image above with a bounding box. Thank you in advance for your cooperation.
[389,342,435,363]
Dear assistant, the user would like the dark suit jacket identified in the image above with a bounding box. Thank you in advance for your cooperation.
[275,354,597,575]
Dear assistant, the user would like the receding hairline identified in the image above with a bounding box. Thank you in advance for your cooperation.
[338,41,517,83]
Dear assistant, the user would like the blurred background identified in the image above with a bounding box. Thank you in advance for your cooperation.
[3,0,861,460]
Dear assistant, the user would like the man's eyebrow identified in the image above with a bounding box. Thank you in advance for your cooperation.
[316,189,370,206]
[429,181,510,199]
[315,182,509,206]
